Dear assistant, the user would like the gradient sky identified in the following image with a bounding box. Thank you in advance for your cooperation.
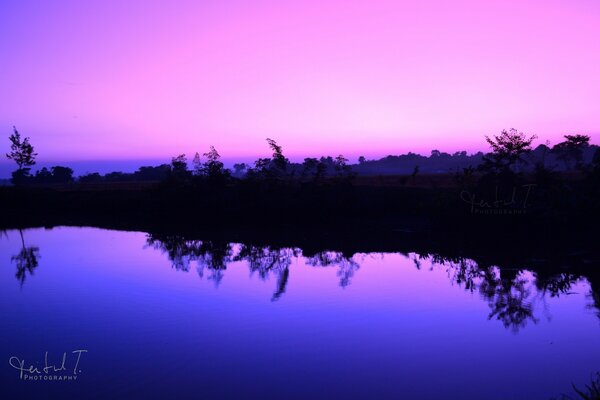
[1,0,599,171]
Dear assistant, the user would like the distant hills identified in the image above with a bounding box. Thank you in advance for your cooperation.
[347,144,599,175]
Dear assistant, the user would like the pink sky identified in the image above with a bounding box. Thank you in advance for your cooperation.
[1,0,599,165]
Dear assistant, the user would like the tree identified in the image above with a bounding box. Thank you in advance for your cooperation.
[192,152,202,175]
[134,165,170,181]
[201,146,229,182]
[302,158,318,178]
[50,166,74,183]
[551,134,590,170]
[34,167,53,184]
[170,154,190,181]
[266,138,288,172]
[481,128,536,174]
[333,154,354,182]
[6,126,37,184]
[248,139,290,181]
[233,163,248,177]
[358,156,366,164]
[302,157,326,183]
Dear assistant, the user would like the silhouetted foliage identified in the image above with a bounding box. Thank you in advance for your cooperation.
[246,139,290,181]
[301,157,326,183]
[195,146,230,183]
[233,163,248,177]
[135,165,170,181]
[6,126,37,185]
[267,138,288,172]
[552,134,591,171]
[19,165,74,184]
[50,166,74,183]
[333,154,355,183]
[480,128,537,175]
[169,154,190,183]
[34,167,53,184]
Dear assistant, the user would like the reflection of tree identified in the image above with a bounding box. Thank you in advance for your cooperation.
[483,271,538,333]
[146,234,232,286]
[586,280,600,321]
[442,257,484,293]
[147,235,298,295]
[234,245,299,301]
[590,291,600,320]
[536,273,580,298]
[422,254,539,332]
[194,241,233,287]
[146,234,198,271]
[305,251,360,288]
[11,229,40,287]
[143,234,600,324]
[271,267,289,302]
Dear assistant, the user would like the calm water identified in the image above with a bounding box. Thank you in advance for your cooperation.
[1,227,599,399]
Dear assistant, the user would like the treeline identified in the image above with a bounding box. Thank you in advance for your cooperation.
[4,126,600,186]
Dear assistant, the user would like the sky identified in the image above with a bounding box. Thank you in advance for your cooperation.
[1,0,599,175]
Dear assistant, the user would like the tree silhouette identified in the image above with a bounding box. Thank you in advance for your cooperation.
[34,167,53,184]
[233,163,248,177]
[50,166,74,183]
[301,157,326,183]
[481,128,536,174]
[245,139,290,181]
[266,138,288,171]
[192,152,203,175]
[169,154,190,182]
[6,126,37,185]
[198,146,229,183]
[552,134,590,170]
[333,155,355,182]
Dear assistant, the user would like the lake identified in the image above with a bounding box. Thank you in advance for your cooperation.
[1,226,599,399]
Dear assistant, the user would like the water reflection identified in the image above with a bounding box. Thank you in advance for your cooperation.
[145,234,600,332]
[415,255,539,332]
[9,229,40,287]
[3,229,599,333]
[305,251,360,288]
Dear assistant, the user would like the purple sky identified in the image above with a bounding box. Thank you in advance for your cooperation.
[1,0,599,175]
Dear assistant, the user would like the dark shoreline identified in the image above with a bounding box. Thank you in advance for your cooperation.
[2,184,598,269]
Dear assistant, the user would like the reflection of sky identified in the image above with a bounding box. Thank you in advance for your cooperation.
[1,227,599,399]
